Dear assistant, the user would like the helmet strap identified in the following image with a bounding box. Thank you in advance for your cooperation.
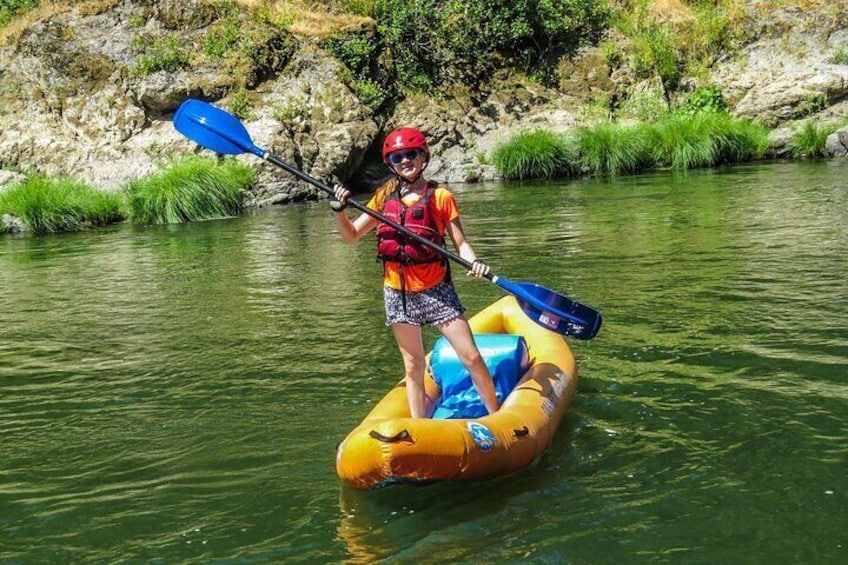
[395,175,428,195]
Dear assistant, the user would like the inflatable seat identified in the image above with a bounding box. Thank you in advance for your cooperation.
[430,334,530,419]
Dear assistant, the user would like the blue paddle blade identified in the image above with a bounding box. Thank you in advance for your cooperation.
[173,98,265,157]
[494,277,602,340]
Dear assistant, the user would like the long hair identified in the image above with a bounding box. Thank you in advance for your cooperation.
[369,177,401,211]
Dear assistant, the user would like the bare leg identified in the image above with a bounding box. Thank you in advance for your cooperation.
[391,323,427,418]
[437,316,500,414]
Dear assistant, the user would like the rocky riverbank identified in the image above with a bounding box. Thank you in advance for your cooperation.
[1,0,846,207]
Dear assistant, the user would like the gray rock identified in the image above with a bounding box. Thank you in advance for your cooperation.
[0,170,25,189]
[826,127,848,157]
[236,45,380,205]
[711,8,848,127]
[1,214,26,234]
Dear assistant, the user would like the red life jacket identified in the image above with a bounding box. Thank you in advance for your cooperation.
[376,182,446,264]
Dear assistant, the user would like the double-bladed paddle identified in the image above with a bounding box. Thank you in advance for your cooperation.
[172,98,602,339]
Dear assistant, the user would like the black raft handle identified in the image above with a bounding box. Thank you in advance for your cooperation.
[369,429,415,444]
[513,426,530,438]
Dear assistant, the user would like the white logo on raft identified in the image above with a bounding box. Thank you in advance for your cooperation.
[466,421,496,452]
[541,373,568,416]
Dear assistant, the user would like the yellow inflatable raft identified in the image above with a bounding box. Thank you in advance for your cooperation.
[336,296,578,490]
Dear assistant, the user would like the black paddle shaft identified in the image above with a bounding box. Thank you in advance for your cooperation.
[265,154,487,277]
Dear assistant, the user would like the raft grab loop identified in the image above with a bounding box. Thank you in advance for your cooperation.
[513,426,530,438]
[369,429,415,444]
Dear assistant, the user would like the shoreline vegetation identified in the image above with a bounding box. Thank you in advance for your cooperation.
[1,157,255,235]
[1,0,847,235]
[2,112,843,235]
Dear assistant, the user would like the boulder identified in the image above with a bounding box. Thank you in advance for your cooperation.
[826,126,848,157]
[711,12,848,127]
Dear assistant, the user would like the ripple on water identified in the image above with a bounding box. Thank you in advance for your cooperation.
[2,164,848,562]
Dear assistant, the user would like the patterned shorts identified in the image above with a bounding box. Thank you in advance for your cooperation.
[383,279,466,327]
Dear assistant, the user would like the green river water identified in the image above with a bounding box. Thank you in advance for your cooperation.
[1,161,846,564]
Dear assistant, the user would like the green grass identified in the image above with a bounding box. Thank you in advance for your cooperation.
[124,156,255,224]
[830,46,848,65]
[0,175,126,234]
[130,36,190,76]
[575,122,652,176]
[648,112,769,168]
[490,130,577,180]
[648,113,717,168]
[0,0,40,28]
[610,0,739,92]
[788,119,847,159]
[491,113,771,180]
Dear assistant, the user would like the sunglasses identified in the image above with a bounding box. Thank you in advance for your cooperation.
[387,149,422,165]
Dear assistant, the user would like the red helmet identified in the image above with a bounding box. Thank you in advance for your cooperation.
[382,127,429,164]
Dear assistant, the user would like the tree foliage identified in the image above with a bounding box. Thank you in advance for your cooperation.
[0,0,40,27]
[372,0,611,92]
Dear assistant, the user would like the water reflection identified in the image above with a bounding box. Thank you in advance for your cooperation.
[335,458,566,564]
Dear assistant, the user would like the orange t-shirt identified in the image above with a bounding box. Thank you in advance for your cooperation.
[367,185,459,291]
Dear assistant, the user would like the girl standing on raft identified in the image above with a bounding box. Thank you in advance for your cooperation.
[332,127,499,418]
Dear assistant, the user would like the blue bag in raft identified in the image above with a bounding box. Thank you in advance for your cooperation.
[430,334,530,419]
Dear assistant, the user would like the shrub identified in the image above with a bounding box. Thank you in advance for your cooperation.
[0,0,40,28]
[613,0,739,91]
[631,26,682,88]
[200,10,293,88]
[201,17,242,59]
[491,129,577,180]
[123,156,254,224]
[373,0,610,92]
[324,31,379,77]
[352,78,389,110]
[0,175,126,234]
[324,30,393,110]
[679,84,728,116]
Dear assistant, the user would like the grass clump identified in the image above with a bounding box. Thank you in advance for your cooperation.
[130,35,190,76]
[648,113,716,168]
[831,46,848,65]
[647,112,768,168]
[611,0,742,91]
[124,156,254,224]
[576,122,652,176]
[0,175,126,234]
[198,7,293,89]
[491,130,577,180]
[788,119,848,159]
[492,110,770,180]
